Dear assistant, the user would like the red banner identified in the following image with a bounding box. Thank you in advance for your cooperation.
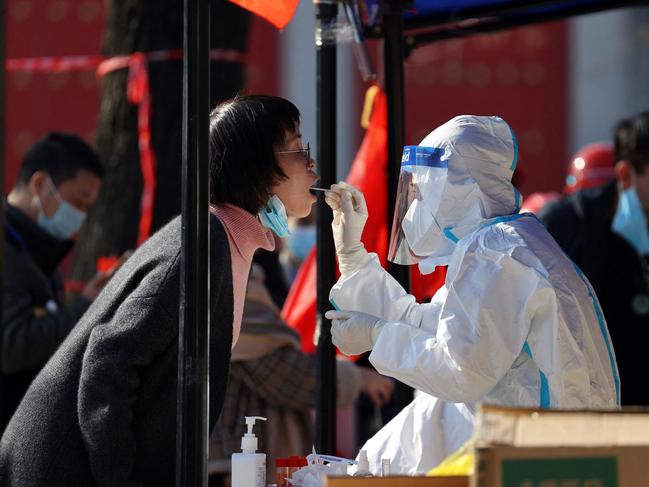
[228,0,299,29]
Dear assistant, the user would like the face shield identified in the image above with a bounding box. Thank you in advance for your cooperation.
[387,146,449,265]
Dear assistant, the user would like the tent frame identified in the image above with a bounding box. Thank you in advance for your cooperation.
[315,0,340,455]
[176,0,211,485]
[0,0,6,427]
[396,0,649,49]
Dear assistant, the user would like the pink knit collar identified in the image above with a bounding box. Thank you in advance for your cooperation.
[210,204,275,259]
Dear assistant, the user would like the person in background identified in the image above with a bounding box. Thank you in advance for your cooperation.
[540,111,649,406]
[1,95,318,486]
[2,132,105,431]
[253,246,290,309]
[208,258,394,484]
[519,141,616,214]
[324,115,618,474]
[563,142,616,194]
[280,214,316,286]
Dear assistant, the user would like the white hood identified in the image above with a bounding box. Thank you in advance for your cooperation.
[410,115,520,272]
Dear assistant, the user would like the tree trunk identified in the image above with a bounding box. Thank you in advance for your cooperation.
[72,0,250,280]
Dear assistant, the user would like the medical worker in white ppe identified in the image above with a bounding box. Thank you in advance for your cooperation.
[324,115,620,474]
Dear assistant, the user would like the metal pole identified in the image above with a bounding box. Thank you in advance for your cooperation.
[382,0,414,417]
[0,0,6,423]
[315,0,338,455]
[383,1,410,292]
[176,0,210,485]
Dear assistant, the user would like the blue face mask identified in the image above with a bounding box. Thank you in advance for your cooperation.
[612,187,649,255]
[287,225,316,262]
[36,178,87,240]
[258,194,290,238]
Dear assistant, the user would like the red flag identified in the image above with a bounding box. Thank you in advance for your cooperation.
[282,248,318,352]
[281,86,446,353]
[229,0,299,29]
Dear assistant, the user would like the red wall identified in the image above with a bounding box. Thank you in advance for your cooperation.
[244,16,279,96]
[5,3,564,198]
[5,0,105,193]
[4,1,278,194]
[404,22,569,196]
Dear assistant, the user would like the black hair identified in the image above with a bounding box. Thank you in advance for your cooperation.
[209,94,300,213]
[15,132,104,188]
[614,112,649,175]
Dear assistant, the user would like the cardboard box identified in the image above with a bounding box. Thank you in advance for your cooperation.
[476,445,649,486]
[325,476,468,487]
[474,406,649,487]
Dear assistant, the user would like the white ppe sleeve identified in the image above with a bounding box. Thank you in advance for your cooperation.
[368,251,542,403]
[329,252,443,331]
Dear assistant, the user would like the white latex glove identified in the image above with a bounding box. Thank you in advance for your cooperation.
[325,310,386,356]
[324,181,369,275]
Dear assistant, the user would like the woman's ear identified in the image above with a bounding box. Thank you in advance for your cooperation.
[615,160,634,190]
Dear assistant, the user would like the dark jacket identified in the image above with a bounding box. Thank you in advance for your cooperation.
[2,202,91,430]
[0,215,234,486]
[539,182,617,294]
[540,181,649,405]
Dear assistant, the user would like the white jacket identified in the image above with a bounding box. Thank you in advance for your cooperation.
[331,214,619,410]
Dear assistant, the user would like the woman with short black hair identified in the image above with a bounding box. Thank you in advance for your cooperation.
[0,95,318,486]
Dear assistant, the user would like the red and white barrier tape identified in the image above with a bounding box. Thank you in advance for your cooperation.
[6,48,246,73]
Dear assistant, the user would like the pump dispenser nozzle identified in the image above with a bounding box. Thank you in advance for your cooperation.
[233,416,268,487]
[241,416,266,453]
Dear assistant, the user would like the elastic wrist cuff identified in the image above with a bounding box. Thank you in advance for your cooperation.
[338,246,370,275]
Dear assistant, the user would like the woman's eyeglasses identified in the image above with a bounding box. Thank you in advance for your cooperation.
[275,142,311,165]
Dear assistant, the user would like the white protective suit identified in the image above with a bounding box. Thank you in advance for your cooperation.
[328,115,620,474]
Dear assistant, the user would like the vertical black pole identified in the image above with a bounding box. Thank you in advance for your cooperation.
[0,0,5,423]
[315,0,338,454]
[383,1,409,292]
[177,0,210,485]
[382,1,414,416]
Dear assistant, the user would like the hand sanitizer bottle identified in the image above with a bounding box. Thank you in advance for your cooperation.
[232,416,267,487]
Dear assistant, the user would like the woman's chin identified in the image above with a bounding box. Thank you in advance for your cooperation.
[290,202,315,219]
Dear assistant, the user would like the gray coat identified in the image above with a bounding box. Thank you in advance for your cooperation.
[0,215,234,486]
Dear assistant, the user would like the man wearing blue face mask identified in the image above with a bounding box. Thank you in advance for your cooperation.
[2,132,105,430]
[541,111,649,406]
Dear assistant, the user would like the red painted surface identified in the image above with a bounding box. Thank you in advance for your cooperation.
[229,0,299,29]
[4,3,563,200]
[403,22,569,196]
[5,0,105,193]
[4,2,278,194]
[244,16,279,96]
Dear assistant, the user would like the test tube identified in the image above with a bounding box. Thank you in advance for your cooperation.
[381,458,390,477]
[275,458,288,487]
